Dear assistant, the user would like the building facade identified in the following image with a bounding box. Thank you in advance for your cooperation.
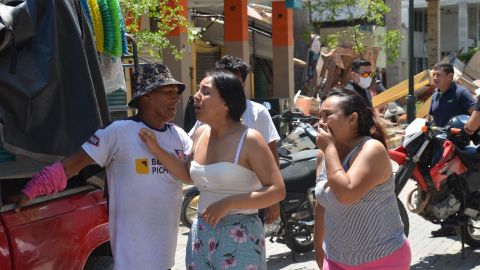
[400,0,480,75]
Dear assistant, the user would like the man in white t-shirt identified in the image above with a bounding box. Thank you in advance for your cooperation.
[189,55,281,223]
[13,64,192,270]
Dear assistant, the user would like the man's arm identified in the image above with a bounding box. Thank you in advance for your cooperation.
[263,140,280,224]
[268,141,279,166]
[62,149,97,178]
[466,110,480,135]
[12,149,95,211]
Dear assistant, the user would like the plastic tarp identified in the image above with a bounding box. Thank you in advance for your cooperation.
[0,0,109,162]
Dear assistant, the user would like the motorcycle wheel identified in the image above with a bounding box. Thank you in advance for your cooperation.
[397,198,410,237]
[284,223,314,253]
[463,217,480,247]
[181,194,199,228]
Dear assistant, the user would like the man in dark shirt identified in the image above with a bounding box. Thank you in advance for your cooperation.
[428,63,477,237]
[344,58,375,107]
[429,63,476,127]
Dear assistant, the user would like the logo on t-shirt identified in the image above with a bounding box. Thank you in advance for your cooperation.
[135,159,149,174]
[135,158,170,174]
[86,135,100,146]
[174,149,185,160]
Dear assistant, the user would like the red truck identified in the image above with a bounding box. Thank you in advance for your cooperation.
[0,158,112,270]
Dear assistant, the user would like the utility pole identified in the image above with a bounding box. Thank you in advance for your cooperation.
[407,0,416,123]
[427,0,440,68]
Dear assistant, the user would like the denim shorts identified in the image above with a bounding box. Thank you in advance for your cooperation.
[185,214,266,270]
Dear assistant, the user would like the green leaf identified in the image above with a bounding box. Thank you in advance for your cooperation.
[307,0,402,62]
[119,0,199,60]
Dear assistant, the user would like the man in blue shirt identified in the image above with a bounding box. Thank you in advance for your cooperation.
[428,63,477,237]
[429,63,476,127]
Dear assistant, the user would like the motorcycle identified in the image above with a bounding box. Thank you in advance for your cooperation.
[389,115,480,250]
[276,110,319,155]
[181,110,319,255]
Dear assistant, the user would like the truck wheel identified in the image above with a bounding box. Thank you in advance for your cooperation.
[84,256,114,270]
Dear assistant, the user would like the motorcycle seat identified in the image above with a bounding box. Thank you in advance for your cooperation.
[456,145,480,170]
[280,152,318,193]
[279,149,319,169]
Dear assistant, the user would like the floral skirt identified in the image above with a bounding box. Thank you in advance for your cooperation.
[185,214,266,270]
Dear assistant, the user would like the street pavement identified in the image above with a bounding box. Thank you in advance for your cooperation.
[172,180,480,269]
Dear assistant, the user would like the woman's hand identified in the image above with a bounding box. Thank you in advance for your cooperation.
[138,128,160,152]
[201,198,232,227]
[316,123,334,151]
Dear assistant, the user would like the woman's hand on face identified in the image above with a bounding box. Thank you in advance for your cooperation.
[316,123,334,151]
[138,128,159,151]
[201,199,232,227]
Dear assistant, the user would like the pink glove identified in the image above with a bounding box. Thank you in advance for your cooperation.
[22,161,67,200]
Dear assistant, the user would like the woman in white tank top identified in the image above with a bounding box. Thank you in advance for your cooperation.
[138,71,285,269]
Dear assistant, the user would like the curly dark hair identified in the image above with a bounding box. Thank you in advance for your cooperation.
[215,55,250,83]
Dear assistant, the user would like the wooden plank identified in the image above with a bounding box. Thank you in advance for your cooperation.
[372,71,431,108]
[416,96,432,118]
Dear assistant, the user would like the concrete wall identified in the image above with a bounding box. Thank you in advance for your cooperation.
[441,8,460,53]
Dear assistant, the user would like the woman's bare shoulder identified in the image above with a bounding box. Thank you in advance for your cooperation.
[243,128,269,152]
[362,139,388,156]
[192,125,209,148]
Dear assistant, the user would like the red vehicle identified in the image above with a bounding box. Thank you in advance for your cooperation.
[388,116,480,249]
[0,159,112,270]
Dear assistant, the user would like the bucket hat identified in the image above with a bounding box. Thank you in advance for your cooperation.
[128,63,185,108]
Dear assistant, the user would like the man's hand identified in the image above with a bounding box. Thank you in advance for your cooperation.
[9,192,30,213]
[465,111,480,135]
[263,203,280,224]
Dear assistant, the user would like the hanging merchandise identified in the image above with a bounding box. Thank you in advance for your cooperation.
[119,8,128,55]
[100,54,126,94]
[97,0,113,56]
[87,0,104,53]
[80,0,92,24]
[106,0,122,57]
[83,0,126,57]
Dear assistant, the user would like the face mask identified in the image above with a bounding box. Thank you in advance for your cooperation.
[357,77,372,89]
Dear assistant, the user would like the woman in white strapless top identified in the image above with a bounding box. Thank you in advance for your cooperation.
[138,71,285,269]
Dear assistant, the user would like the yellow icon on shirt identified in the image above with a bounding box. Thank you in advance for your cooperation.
[135,159,149,174]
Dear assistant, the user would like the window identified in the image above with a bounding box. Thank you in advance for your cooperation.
[414,57,428,74]
[414,9,427,33]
